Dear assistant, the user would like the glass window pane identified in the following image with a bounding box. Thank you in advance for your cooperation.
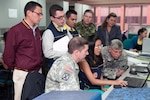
[110,6,121,23]
[142,5,147,25]
[125,5,141,24]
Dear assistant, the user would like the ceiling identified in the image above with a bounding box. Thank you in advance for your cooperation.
[46,0,150,6]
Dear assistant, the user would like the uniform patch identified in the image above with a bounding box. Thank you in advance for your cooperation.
[64,66,73,73]
[62,72,70,81]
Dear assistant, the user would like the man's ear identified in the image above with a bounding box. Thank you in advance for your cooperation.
[26,10,32,17]
[50,16,54,21]
[73,49,79,56]
[65,17,68,20]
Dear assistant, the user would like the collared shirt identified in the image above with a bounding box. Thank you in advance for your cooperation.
[64,24,80,37]
[101,46,128,79]
[24,19,38,37]
[45,53,80,93]
[3,19,42,71]
[53,22,63,32]
[75,20,96,40]
[65,24,75,32]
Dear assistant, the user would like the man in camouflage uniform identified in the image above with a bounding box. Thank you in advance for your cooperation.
[101,39,128,79]
[45,37,89,93]
[75,9,96,40]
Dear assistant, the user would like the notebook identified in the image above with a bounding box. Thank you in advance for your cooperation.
[139,38,150,57]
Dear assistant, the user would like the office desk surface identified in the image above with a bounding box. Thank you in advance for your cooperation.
[106,88,150,100]
[33,91,101,100]
[102,57,150,100]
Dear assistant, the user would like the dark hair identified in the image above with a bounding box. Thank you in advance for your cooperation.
[66,10,77,18]
[49,4,63,17]
[137,27,147,35]
[87,35,103,68]
[3,32,7,42]
[24,1,42,16]
[84,9,94,15]
[101,12,117,30]
[68,37,88,54]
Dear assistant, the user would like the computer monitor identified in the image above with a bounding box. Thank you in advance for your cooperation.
[142,38,150,54]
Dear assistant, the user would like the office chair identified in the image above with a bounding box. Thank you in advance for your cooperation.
[21,72,45,100]
[0,69,14,100]
[123,39,132,50]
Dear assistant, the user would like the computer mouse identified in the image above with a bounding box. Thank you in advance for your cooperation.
[114,85,122,88]
[129,67,137,75]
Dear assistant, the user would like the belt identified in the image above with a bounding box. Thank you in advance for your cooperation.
[15,67,29,72]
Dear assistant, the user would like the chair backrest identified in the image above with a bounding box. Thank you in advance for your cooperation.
[21,72,45,100]
[0,69,14,100]
[123,39,132,50]
[0,69,13,87]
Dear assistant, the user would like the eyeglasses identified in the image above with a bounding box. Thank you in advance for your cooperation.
[53,15,65,20]
[95,45,103,49]
[32,11,43,16]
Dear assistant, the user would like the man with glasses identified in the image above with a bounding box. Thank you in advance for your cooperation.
[3,1,43,100]
[101,39,128,80]
[75,9,96,40]
[42,5,73,76]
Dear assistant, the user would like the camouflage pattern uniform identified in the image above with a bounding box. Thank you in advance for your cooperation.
[75,20,96,40]
[101,46,128,79]
[45,53,80,93]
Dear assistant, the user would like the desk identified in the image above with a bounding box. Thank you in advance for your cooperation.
[105,88,150,100]
[128,56,149,66]
[33,91,101,100]
[102,57,150,100]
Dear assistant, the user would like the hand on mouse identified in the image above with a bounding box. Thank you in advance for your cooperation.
[115,80,128,87]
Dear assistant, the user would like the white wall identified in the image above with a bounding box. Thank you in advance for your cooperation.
[75,3,91,22]
[0,0,46,34]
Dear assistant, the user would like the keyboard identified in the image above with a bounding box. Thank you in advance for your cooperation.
[124,77,146,88]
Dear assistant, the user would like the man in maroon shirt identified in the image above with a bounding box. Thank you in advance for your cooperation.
[3,1,43,100]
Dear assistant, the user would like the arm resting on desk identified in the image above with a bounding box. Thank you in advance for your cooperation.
[116,70,126,77]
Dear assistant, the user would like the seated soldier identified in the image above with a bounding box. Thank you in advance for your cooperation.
[101,39,128,79]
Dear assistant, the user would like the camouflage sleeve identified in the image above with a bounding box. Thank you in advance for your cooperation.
[51,60,73,82]
[74,22,81,32]
[48,62,62,82]
[90,23,96,35]
[101,47,107,60]
[119,53,128,70]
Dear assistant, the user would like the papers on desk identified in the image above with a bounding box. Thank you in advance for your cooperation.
[53,36,70,52]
